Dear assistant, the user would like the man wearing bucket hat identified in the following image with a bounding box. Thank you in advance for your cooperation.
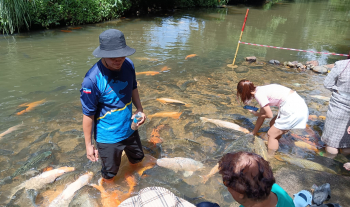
[80,29,146,182]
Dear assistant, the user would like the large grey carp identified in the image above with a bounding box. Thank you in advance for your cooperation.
[156,157,204,177]
[200,117,250,134]
[12,150,52,178]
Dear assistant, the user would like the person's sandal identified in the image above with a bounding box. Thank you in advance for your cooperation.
[311,183,331,205]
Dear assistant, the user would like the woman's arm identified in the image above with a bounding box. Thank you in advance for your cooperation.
[324,63,340,91]
[250,106,272,135]
[250,105,273,119]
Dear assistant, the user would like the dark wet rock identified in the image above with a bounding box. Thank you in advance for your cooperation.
[306,60,319,67]
[275,167,350,206]
[31,132,49,145]
[313,66,328,73]
[274,60,280,65]
[0,149,14,155]
[245,56,256,62]
[49,129,60,138]
[60,129,83,137]
[180,80,196,92]
[234,66,249,73]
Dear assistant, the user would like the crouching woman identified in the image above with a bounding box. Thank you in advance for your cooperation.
[237,80,309,155]
[219,151,294,207]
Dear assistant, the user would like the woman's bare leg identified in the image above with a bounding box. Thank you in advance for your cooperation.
[269,115,277,127]
[267,126,287,156]
[325,146,338,159]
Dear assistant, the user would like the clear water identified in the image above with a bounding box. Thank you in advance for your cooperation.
[0,1,350,206]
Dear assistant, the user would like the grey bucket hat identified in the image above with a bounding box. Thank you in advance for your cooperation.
[93,29,135,58]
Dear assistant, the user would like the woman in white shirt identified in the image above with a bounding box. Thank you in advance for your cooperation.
[237,80,309,155]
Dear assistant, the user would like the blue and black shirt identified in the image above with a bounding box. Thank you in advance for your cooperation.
[80,58,137,144]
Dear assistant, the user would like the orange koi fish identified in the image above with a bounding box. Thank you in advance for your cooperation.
[150,125,166,145]
[185,54,197,59]
[160,66,170,71]
[60,30,72,33]
[16,99,46,115]
[156,98,190,107]
[0,123,23,139]
[135,71,160,76]
[308,115,318,121]
[148,112,182,120]
[294,141,319,153]
[319,116,326,120]
[91,179,122,207]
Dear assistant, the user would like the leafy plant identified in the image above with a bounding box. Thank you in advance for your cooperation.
[0,0,35,34]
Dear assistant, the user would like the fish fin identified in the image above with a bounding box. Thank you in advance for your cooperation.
[26,189,38,207]
[183,171,193,177]
[274,155,283,161]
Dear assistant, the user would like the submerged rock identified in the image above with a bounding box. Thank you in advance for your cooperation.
[313,66,328,73]
[269,60,280,65]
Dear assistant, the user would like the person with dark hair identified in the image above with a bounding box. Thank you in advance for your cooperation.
[321,53,350,159]
[219,151,294,207]
[237,80,308,155]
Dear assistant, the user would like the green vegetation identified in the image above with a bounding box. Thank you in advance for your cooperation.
[1,0,132,34]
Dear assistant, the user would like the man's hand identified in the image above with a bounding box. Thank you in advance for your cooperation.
[132,111,146,126]
[348,126,350,134]
[86,144,99,162]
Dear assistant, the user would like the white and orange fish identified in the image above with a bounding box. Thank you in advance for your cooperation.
[185,54,197,59]
[156,98,190,107]
[135,71,160,76]
[0,123,23,139]
[200,117,250,134]
[148,112,182,120]
[17,99,46,115]
[160,66,171,72]
[49,172,93,207]
[156,157,204,177]
[9,167,75,204]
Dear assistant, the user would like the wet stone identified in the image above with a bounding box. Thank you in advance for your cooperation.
[245,56,256,62]
[306,60,319,67]
[313,66,328,73]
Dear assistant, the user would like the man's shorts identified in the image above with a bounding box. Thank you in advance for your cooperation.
[96,130,144,179]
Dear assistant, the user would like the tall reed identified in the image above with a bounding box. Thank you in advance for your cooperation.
[0,0,34,34]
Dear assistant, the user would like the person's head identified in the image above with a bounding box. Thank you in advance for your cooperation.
[93,29,135,70]
[218,151,275,205]
[237,79,256,104]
